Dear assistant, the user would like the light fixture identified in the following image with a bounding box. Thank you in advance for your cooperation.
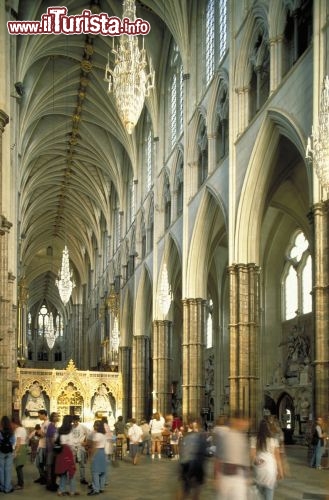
[157,263,172,317]
[306,75,329,189]
[105,0,155,134]
[45,312,58,349]
[111,316,120,353]
[56,245,75,305]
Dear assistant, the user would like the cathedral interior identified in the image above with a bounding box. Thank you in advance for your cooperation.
[0,0,327,433]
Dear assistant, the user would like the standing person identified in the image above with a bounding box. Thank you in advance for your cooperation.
[310,417,326,469]
[114,416,126,455]
[71,416,89,485]
[101,417,113,485]
[176,418,207,500]
[29,424,41,463]
[250,419,283,500]
[0,416,16,493]
[46,411,60,491]
[34,409,49,484]
[11,417,28,490]
[149,412,164,459]
[214,412,250,500]
[87,420,107,496]
[140,419,151,456]
[127,418,143,465]
[54,414,79,497]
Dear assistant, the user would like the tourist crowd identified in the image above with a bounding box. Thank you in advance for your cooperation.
[0,410,325,498]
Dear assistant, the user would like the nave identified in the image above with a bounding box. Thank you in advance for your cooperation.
[4,445,329,500]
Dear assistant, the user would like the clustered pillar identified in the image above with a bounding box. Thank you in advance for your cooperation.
[0,110,14,416]
[152,320,172,416]
[312,202,329,418]
[228,263,260,428]
[119,345,131,421]
[182,298,207,421]
[132,335,150,421]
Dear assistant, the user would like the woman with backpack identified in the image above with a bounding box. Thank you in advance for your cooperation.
[250,419,283,500]
[0,415,16,493]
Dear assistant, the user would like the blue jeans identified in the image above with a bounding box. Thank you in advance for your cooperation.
[258,484,274,500]
[0,451,14,492]
[58,472,76,494]
[91,472,105,493]
[310,441,324,468]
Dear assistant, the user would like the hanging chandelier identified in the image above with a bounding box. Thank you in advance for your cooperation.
[45,312,58,350]
[306,75,329,190]
[105,0,155,134]
[56,245,75,305]
[111,316,120,353]
[158,263,172,317]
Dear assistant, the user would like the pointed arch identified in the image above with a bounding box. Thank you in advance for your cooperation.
[235,109,310,264]
[186,188,227,297]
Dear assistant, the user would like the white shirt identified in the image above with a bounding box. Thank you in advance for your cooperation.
[15,426,28,446]
[90,431,106,449]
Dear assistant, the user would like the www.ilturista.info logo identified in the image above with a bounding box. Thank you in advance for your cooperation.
[7,6,151,36]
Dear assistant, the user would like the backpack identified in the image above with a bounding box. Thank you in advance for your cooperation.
[0,431,13,454]
[311,429,319,446]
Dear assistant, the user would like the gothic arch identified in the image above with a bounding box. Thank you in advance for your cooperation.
[235,109,309,264]
[235,4,269,90]
[186,188,227,298]
[134,265,153,337]
[207,68,229,136]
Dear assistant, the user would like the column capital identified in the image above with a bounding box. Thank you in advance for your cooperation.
[0,110,9,133]
[153,319,172,327]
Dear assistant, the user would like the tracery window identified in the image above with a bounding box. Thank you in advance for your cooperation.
[148,201,154,252]
[141,215,146,259]
[205,0,228,85]
[55,314,63,337]
[170,45,183,148]
[27,312,32,335]
[145,126,154,194]
[206,299,213,349]
[113,204,121,251]
[216,83,229,160]
[249,28,270,120]
[127,177,135,228]
[282,0,313,77]
[175,155,184,217]
[198,119,208,187]
[164,174,171,230]
[282,231,312,320]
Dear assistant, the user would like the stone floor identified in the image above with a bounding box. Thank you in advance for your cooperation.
[3,445,329,499]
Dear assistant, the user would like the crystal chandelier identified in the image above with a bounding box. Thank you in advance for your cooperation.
[306,75,329,189]
[158,263,172,317]
[56,245,75,305]
[111,316,120,353]
[45,312,58,349]
[105,0,155,134]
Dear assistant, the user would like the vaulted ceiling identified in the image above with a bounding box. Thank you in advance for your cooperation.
[13,0,192,314]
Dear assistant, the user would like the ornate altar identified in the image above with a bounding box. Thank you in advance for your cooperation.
[15,359,122,427]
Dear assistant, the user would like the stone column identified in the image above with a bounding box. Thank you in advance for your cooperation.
[152,320,172,415]
[17,278,28,366]
[182,298,206,420]
[228,263,260,428]
[312,202,329,417]
[119,345,131,420]
[132,335,150,420]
